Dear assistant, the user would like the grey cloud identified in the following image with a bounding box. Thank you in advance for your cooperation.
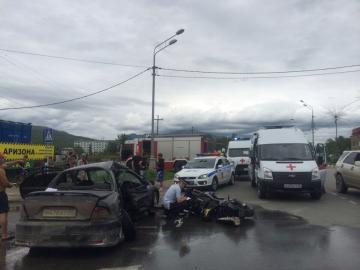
[0,0,359,141]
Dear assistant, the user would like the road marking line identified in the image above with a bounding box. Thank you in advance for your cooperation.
[6,248,29,260]
[99,266,142,270]
[135,226,158,229]
[348,200,358,205]
[339,196,346,200]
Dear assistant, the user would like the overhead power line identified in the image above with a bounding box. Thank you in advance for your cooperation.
[157,69,360,80]
[0,68,150,111]
[0,48,148,68]
[0,53,80,93]
[160,64,360,75]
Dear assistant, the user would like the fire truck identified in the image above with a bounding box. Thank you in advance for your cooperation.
[122,135,208,169]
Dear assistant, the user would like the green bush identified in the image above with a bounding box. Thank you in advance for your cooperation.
[144,170,174,182]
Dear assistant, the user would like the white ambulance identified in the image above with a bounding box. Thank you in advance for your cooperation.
[248,126,322,200]
[226,138,251,179]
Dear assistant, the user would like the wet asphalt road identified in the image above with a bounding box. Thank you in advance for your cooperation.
[1,169,360,270]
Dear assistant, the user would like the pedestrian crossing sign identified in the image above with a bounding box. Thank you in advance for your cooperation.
[43,128,53,144]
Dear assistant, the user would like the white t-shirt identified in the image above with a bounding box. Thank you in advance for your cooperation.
[163,184,181,209]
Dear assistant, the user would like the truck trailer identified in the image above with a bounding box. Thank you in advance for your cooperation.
[123,135,208,169]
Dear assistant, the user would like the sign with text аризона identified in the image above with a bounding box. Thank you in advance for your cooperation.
[0,143,54,160]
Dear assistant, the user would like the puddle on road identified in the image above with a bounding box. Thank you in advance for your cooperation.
[2,207,360,270]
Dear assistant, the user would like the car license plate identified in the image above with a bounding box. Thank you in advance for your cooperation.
[243,168,248,171]
[284,184,302,189]
[42,208,77,218]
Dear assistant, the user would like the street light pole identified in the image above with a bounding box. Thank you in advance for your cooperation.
[300,100,315,147]
[150,29,184,169]
[311,107,315,147]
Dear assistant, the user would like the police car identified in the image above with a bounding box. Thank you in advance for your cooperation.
[174,156,235,191]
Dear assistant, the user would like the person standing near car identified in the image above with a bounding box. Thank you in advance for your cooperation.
[133,152,142,175]
[0,153,22,240]
[77,153,88,166]
[139,154,149,177]
[156,153,165,190]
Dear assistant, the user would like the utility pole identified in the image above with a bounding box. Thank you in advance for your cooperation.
[334,114,338,141]
[330,98,360,141]
[155,115,164,135]
[150,29,184,169]
[311,109,315,148]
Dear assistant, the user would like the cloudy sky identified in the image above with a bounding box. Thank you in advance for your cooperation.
[0,0,359,142]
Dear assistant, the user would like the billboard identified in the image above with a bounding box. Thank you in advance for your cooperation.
[0,142,54,160]
[0,120,32,143]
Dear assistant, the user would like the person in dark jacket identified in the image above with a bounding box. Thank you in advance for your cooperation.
[156,153,165,190]
[133,153,142,175]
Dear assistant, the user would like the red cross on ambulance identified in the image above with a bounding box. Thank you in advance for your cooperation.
[286,164,296,171]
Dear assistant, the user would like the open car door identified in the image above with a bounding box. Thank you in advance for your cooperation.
[116,170,152,214]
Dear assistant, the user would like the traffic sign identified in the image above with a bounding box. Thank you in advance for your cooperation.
[43,128,53,144]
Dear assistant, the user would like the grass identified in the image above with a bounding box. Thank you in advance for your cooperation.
[144,170,174,182]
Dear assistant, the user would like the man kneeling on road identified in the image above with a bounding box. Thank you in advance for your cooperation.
[163,179,189,219]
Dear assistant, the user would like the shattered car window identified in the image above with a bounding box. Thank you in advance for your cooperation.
[49,168,113,191]
[117,171,144,188]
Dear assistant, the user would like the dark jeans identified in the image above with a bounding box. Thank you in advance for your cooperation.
[167,200,189,219]
[0,191,9,213]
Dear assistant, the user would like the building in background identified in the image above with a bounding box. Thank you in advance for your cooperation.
[351,127,360,150]
[74,140,109,154]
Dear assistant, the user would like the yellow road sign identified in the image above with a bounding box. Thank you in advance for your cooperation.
[0,142,54,160]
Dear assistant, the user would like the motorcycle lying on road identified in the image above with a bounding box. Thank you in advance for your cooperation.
[164,188,255,227]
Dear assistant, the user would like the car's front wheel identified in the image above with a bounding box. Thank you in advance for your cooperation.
[211,177,218,191]
[310,191,322,200]
[148,193,158,216]
[250,173,257,187]
[228,173,235,185]
[257,184,266,199]
[336,174,348,193]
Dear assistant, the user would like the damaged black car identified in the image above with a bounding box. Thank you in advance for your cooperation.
[15,161,159,248]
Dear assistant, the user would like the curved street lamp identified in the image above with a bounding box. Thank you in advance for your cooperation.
[150,29,184,168]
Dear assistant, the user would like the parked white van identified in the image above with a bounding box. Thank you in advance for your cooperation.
[248,126,322,199]
[226,138,251,179]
